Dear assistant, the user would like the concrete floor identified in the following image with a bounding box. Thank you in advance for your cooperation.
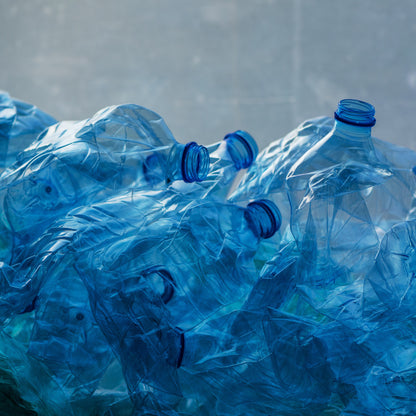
[1,0,415,150]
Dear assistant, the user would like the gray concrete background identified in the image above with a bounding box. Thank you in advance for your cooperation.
[1,0,415,150]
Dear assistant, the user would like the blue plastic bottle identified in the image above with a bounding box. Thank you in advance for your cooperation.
[286,100,392,290]
[184,130,259,200]
[364,219,416,322]
[0,327,73,415]
[0,91,57,173]
[27,258,114,400]
[230,116,333,238]
[0,104,209,263]
[66,193,281,414]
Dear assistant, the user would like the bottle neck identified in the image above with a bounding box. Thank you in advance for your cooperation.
[166,142,209,184]
[333,119,372,141]
[207,130,258,171]
[244,199,281,239]
[223,130,258,170]
[332,99,376,146]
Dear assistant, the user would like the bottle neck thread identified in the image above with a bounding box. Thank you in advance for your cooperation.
[244,199,281,239]
[181,142,210,183]
[334,99,376,127]
[224,130,258,170]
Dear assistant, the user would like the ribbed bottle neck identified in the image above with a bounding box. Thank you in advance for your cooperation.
[223,130,258,170]
[166,142,210,184]
[332,99,375,145]
[181,142,209,183]
[334,99,376,127]
[244,199,282,239]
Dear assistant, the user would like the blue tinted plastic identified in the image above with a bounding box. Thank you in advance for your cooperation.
[285,100,416,290]
[334,98,376,127]
[4,96,416,415]
[0,103,209,232]
[34,190,277,413]
[181,141,209,182]
[177,129,259,201]
[0,91,57,172]
[224,130,258,170]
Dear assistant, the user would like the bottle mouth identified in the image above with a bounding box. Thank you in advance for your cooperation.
[224,130,259,170]
[181,142,210,183]
[334,99,376,127]
[245,199,282,239]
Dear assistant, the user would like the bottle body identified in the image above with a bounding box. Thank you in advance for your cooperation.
[27,255,114,399]
[60,191,280,413]
[0,104,209,265]
[229,117,334,267]
[0,91,57,173]
[286,101,394,290]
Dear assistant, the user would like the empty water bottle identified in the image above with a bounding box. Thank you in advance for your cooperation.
[27,258,114,400]
[66,192,281,413]
[286,100,392,290]
[0,91,57,173]
[230,116,333,241]
[0,104,209,241]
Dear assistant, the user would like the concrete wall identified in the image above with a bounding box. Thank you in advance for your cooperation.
[1,0,415,150]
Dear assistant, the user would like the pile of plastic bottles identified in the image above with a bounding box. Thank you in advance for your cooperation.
[1,90,416,415]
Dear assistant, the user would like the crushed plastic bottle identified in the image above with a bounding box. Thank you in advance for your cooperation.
[0,104,209,244]
[65,193,281,414]
[231,104,416,270]
[0,91,57,173]
[3,95,416,416]
[195,130,258,200]
[286,100,412,292]
[0,105,211,321]
[230,116,333,238]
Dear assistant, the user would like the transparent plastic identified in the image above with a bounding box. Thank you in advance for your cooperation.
[4,183,280,414]
[0,91,57,173]
[46,191,280,413]
[286,100,415,293]
[0,104,210,264]
[173,129,259,201]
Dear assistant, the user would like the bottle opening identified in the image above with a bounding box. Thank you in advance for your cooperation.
[245,199,282,239]
[181,142,209,183]
[334,99,376,127]
[224,130,259,170]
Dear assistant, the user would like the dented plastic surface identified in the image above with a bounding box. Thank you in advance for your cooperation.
[0,91,57,174]
[1,95,416,415]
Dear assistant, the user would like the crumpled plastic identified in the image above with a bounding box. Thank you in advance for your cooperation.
[1,94,416,415]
